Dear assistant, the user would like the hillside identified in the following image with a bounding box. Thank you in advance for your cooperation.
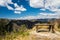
[0,18,60,40]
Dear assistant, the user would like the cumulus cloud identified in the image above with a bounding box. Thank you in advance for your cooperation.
[0,0,13,6]
[18,12,60,20]
[29,0,44,8]
[6,4,14,10]
[29,0,60,12]
[14,11,21,14]
[0,0,27,14]
[29,0,60,19]
[14,4,26,11]
[14,3,26,14]
[14,3,19,8]
[0,0,14,10]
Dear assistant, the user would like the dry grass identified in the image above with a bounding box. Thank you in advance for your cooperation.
[0,24,60,40]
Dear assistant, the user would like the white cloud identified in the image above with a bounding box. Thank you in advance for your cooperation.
[0,0,6,6]
[0,0,14,10]
[0,0,27,14]
[39,12,60,18]
[14,11,21,14]
[40,12,60,18]
[39,13,57,15]
[6,4,14,10]
[29,0,60,19]
[14,3,26,14]
[29,0,60,12]
[18,12,60,20]
[17,16,37,20]
[0,0,13,6]
[5,0,13,4]
[14,3,19,8]
[29,0,44,8]
[40,8,46,11]
[14,5,26,11]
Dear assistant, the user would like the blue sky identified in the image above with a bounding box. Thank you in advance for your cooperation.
[0,0,60,19]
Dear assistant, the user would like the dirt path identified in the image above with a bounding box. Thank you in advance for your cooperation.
[30,31,60,40]
[13,31,60,40]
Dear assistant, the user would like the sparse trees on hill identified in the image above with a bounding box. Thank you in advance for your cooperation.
[0,19,9,35]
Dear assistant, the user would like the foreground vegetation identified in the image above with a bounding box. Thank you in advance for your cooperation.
[0,19,30,40]
[0,19,60,40]
[0,24,30,40]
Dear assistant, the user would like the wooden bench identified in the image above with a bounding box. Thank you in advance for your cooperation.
[35,23,55,33]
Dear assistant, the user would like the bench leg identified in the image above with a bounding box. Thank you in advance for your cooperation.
[49,26,51,32]
[49,25,55,33]
[36,26,38,32]
[52,25,55,33]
